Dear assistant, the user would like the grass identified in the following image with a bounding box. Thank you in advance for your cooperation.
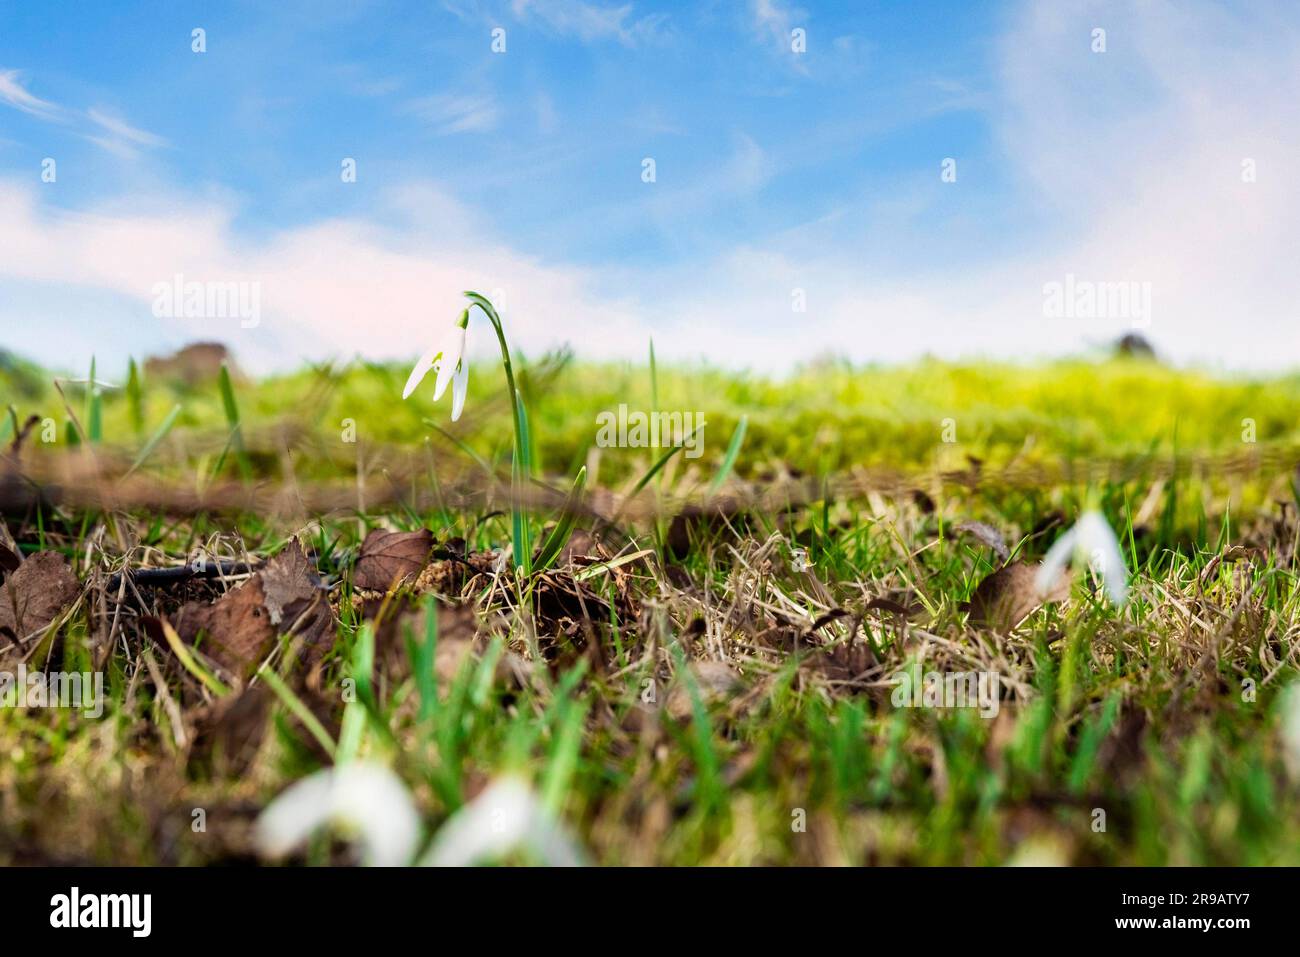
[1,347,1299,865]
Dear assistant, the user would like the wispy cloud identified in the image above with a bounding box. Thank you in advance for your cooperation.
[0,67,167,158]
[0,68,62,120]
[749,0,805,52]
[509,0,668,46]
[85,108,169,158]
[406,93,500,133]
[335,63,403,98]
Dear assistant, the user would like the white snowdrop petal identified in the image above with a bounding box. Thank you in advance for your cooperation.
[450,359,468,422]
[255,771,335,859]
[421,778,586,867]
[1078,511,1129,606]
[1036,512,1130,607]
[1035,525,1077,597]
[255,763,421,867]
[433,325,466,402]
[402,345,442,400]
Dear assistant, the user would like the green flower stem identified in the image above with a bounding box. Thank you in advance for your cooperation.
[464,291,531,576]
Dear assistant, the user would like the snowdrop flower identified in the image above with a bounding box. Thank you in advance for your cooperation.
[255,762,420,867]
[420,777,587,867]
[1035,510,1129,607]
[402,307,470,421]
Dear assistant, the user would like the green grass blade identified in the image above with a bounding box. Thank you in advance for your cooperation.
[540,694,587,815]
[127,404,181,476]
[218,363,252,481]
[258,664,337,759]
[618,423,706,513]
[709,414,747,494]
[533,466,587,573]
[512,389,533,576]
[126,358,144,434]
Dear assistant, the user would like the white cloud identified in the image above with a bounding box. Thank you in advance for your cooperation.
[0,67,167,158]
[749,0,807,58]
[509,0,667,46]
[0,68,62,120]
[0,178,653,374]
[85,108,170,158]
[405,93,500,133]
[645,0,1300,371]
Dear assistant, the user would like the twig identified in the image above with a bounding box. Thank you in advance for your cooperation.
[106,559,258,592]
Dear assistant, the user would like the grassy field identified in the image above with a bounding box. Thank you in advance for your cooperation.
[2,343,1299,865]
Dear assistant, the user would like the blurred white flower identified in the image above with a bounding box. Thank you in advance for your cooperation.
[256,768,587,867]
[421,777,587,867]
[1035,510,1129,607]
[402,308,470,421]
[255,762,420,867]
[1280,683,1300,783]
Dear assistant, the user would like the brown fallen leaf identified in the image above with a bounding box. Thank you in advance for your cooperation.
[954,520,1012,564]
[1198,545,1254,588]
[966,561,1071,632]
[258,540,334,652]
[353,528,434,591]
[0,550,80,652]
[173,540,334,676]
[173,576,277,676]
[260,542,320,624]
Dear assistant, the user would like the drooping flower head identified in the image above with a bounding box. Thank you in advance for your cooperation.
[403,307,470,421]
[255,762,421,867]
[1034,509,1130,607]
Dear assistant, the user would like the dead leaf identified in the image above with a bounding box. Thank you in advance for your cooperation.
[260,541,322,626]
[259,539,334,654]
[1198,545,1254,588]
[173,576,277,675]
[966,561,1070,631]
[353,528,433,591]
[0,550,80,651]
[173,541,334,676]
[954,521,1011,564]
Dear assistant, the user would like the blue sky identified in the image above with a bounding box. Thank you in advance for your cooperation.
[2,0,1298,374]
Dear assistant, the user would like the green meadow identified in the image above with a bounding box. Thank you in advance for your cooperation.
[1,345,1299,865]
